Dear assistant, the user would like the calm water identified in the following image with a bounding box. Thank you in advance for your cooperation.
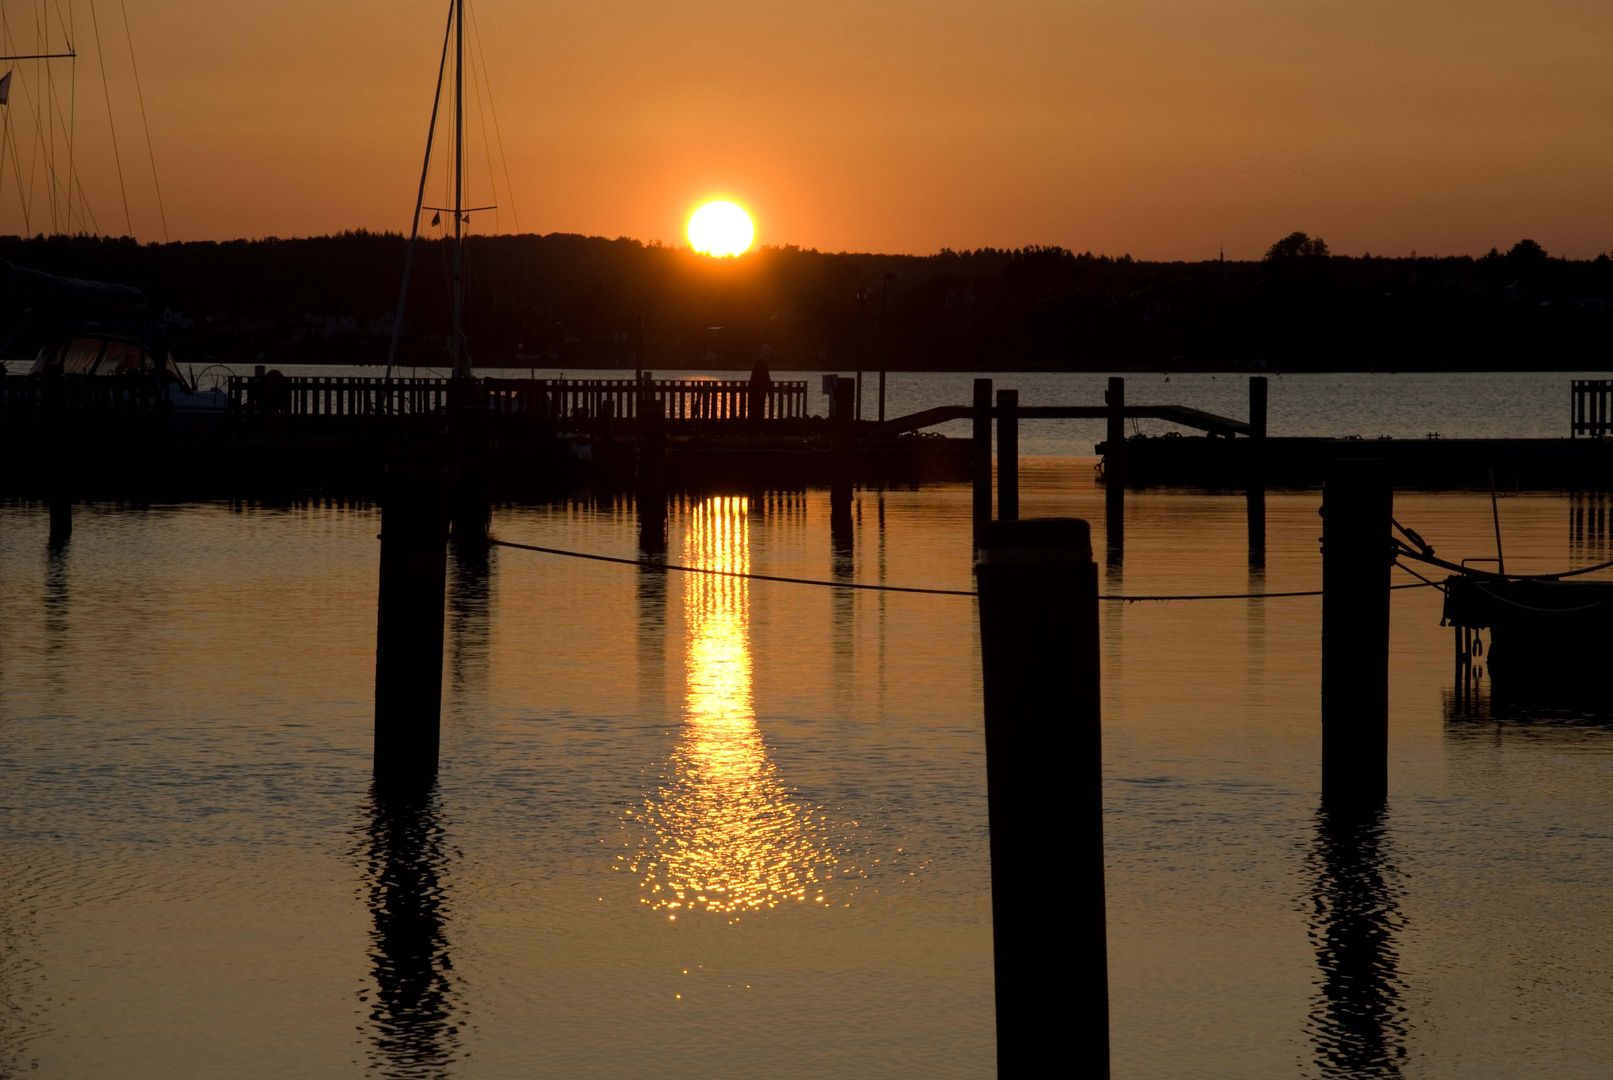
[4,457,1613,1076]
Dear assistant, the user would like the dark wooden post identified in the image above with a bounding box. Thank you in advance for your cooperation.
[831,377,855,530]
[1248,376,1269,569]
[374,466,450,788]
[1105,377,1125,556]
[49,497,72,543]
[997,388,1019,521]
[975,518,1107,1078]
[973,378,993,536]
[449,375,490,542]
[1321,461,1393,807]
[637,397,668,555]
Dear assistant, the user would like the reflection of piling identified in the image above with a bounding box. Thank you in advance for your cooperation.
[975,518,1107,1078]
[972,378,993,537]
[831,378,855,531]
[1321,462,1392,806]
[1105,377,1125,558]
[996,388,1019,521]
[1306,805,1406,1075]
[362,784,458,1075]
[374,466,450,788]
[637,398,668,555]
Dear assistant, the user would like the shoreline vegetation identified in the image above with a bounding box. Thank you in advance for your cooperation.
[2,231,1609,373]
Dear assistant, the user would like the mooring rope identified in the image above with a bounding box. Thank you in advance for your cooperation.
[486,538,1440,602]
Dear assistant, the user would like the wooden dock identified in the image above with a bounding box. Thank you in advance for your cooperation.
[8,369,1613,498]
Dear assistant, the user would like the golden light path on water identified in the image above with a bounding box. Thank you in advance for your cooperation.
[624,496,852,919]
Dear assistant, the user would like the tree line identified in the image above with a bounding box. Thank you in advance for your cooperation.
[2,230,1610,372]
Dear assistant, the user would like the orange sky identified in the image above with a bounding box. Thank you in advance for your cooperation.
[2,0,1611,257]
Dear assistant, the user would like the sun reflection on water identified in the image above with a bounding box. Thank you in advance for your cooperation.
[624,495,855,917]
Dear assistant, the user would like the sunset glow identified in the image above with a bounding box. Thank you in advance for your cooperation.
[687,202,755,258]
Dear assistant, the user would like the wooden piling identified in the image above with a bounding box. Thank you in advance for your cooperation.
[997,388,1019,521]
[374,466,450,788]
[973,378,993,536]
[831,378,855,528]
[1247,377,1268,568]
[637,398,668,554]
[975,518,1107,1079]
[48,497,72,544]
[1321,461,1393,806]
[1105,376,1125,555]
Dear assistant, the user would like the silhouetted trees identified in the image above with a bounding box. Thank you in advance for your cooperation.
[1,230,1610,372]
[1266,231,1331,261]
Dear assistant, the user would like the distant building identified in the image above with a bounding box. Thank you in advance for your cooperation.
[161,306,196,331]
[296,313,358,339]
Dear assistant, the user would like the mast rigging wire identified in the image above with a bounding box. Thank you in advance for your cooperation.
[466,5,496,234]
[468,0,518,233]
[87,0,128,234]
[385,0,455,380]
[117,0,164,240]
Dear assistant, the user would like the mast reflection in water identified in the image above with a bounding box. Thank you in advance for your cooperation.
[1306,806,1408,1078]
[625,495,854,919]
[361,785,460,1078]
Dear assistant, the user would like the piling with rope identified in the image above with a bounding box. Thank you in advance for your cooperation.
[1320,460,1393,807]
[975,517,1107,1078]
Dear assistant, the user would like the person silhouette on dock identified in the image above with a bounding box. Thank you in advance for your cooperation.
[748,345,773,426]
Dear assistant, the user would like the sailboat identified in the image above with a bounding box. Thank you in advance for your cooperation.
[385,0,496,383]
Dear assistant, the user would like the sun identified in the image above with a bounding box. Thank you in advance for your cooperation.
[687,201,755,258]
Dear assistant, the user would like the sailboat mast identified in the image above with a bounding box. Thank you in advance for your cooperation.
[450,0,467,378]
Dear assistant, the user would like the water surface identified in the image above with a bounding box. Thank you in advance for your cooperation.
[3,463,1613,1077]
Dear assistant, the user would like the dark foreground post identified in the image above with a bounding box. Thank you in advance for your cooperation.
[975,518,1107,1078]
[1321,462,1393,806]
[831,377,855,531]
[973,378,993,536]
[997,388,1019,521]
[374,466,450,788]
[1105,377,1125,556]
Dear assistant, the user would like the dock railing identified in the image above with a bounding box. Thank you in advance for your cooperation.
[227,374,809,428]
[2,373,170,429]
[1571,380,1613,438]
